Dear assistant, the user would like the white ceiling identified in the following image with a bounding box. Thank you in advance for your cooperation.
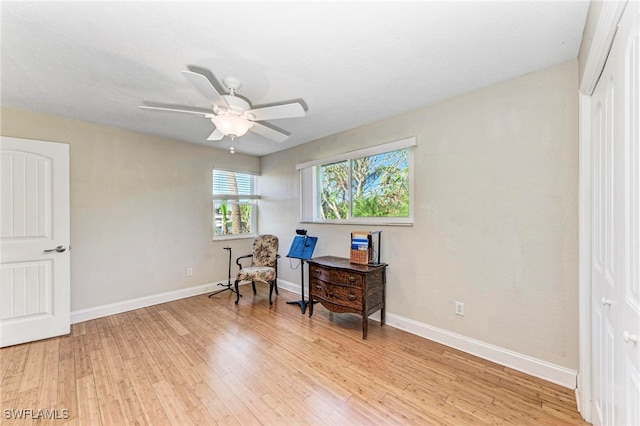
[1,1,589,156]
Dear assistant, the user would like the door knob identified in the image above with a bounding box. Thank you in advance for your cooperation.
[601,297,612,306]
[623,331,639,344]
[44,245,66,253]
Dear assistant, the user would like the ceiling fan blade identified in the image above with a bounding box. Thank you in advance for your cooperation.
[207,128,225,141]
[181,70,229,107]
[249,122,289,143]
[246,103,305,121]
[138,105,212,117]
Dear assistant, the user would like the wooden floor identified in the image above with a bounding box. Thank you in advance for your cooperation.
[1,285,587,425]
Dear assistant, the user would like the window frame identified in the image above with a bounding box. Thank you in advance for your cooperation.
[297,137,416,226]
[212,169,259,241]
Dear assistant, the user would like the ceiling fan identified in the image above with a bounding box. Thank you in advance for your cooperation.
[139,70,305,145]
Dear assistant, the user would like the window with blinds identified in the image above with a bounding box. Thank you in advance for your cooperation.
[212,170,259,239]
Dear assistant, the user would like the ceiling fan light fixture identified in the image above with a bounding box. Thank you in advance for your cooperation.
[211,115,253,138]
[143,69,304,144]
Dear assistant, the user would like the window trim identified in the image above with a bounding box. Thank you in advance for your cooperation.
[297,137,416,226]
[212,169,260,240]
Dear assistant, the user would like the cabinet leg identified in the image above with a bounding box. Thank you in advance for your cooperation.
[362,316,368,339]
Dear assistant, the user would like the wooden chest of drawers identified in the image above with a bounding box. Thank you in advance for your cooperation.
[307,256,387,339]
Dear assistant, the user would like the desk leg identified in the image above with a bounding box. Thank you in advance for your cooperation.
[362,315,368,339]
[381,269,386,326]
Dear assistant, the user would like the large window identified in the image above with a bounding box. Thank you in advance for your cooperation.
[212,169,258,239]
[298,137,415,225]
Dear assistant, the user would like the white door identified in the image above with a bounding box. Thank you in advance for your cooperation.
[620,1,640,423]
[0,137,70,347]
[590,2,640,425]
[590,50,619,426]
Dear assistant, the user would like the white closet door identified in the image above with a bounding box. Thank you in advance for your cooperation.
[590,2,640,425]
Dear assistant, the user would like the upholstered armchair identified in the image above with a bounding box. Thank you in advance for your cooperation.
[234,235,279,305]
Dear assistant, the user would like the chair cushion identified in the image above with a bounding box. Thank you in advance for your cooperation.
[252,235,279,267]
[237,266,276,283]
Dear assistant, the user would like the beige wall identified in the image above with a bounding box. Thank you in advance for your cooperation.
[1,107,259,311]
[260,60,579,369]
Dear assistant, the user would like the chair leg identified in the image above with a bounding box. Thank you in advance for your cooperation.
[268,281,274,305]
[234,279,241,304]
[251,281,257,294]
[274,279,279,294]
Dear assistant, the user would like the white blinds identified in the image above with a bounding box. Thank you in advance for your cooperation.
[212,170,259,200]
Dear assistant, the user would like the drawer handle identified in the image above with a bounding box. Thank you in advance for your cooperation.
[348,276,356,282]
[315,270,321,274]
[348,294,357,301]
[315,285,322,290]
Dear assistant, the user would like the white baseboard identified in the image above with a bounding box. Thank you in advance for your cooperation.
[73,278,577,389]
[383,312,577,389]
[71,281,230,324]
[279,278,577,389]
[276,278,304,295]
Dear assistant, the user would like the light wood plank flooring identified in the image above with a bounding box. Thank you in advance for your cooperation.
[1,285,587,425]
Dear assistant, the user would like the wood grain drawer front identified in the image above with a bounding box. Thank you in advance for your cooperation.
[312,280,363,310]
[311,267,363,288]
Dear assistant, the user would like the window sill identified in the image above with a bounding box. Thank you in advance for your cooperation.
[300,220,413,227]
[213,233,257,241]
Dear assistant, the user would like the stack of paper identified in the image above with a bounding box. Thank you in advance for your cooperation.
[351,232,369,251]
[350,231,371,264]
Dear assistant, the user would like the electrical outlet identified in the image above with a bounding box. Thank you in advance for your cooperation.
[455,301,464,316]
[187,267,193,277]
